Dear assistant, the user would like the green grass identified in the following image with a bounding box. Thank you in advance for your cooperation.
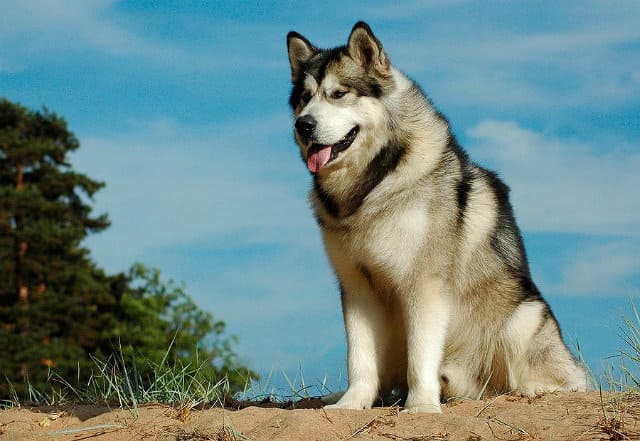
[1,346,339,412]
[235,365,342,404]
[594,301,640,441]
[599,301,640,393]
[1,341,230,413]
[618,302,640,391]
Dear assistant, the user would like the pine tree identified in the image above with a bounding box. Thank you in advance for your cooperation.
[0,99,113,395]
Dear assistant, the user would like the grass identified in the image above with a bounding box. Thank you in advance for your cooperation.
[594,300,640,440]
[1,347,340,413]
[618,303,640,391]
[1,340,230,413]
[598,302,640,393]
[233,364,343,405]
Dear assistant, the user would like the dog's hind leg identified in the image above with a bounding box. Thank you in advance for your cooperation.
[439,359,482,400]
[504,301,588,396]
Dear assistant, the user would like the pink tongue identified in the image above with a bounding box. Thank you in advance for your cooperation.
[307,145,332,173]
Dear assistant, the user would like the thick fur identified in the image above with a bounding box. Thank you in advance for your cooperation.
[287,22,587,413]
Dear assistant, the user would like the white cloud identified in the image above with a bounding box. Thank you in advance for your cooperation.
[4,1,639,111]
[0,1,284,73]
[371,2,640,109]
[553,241,640,296]
[361,0,472,19]
[467,120,640,236]
[73,113,308,268]
[438,26,640,107]
[433,26,640,63]
[0,1,195,73]
[191,248,345,373]
[1,1,146,55]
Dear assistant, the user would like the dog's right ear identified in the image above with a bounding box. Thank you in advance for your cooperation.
[348,21,389,74]
[287,31,317,83]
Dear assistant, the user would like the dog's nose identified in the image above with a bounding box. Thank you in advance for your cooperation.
[295,115,316,138]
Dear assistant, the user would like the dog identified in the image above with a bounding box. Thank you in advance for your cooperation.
[286,21,587,413]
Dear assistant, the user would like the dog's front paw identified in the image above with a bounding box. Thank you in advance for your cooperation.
[401,402,442,414]
[324,400,371,410]
[324,396,372,410]
[403,388,442,413]
[323,385,375,410]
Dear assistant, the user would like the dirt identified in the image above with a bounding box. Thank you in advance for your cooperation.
[1,391,639,440]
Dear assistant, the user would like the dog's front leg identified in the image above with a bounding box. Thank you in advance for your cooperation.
[325,272,385,409]
[402,277,450,413]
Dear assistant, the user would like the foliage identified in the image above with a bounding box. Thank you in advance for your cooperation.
[0,98,111,396]
[0,98,255,400]
[106,263,256,392]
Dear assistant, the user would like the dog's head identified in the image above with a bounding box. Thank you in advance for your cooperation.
[287,22,393,175]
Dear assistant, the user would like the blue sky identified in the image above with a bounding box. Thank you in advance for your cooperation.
[2,1,639,393]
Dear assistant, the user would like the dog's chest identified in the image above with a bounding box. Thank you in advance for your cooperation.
[335,204,429,281]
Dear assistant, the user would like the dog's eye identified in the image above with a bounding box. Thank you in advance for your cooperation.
[331,90,348,99]
[301,91,311,104]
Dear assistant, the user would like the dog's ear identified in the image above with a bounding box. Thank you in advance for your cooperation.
[287,31,317,82]
[347,21,389,74]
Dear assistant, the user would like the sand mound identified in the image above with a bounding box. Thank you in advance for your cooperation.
[1,392,638,440]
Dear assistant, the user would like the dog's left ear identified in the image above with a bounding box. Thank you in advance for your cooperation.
[348,21,389,73]
[287,31,318,82]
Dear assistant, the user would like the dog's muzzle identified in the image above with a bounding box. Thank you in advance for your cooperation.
[304,126,360,173]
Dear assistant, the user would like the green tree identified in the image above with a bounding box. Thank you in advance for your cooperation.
[0,99,112,396]
[0,99,254,398]
[109,264,255,391]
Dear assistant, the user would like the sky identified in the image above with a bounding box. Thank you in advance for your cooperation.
[1,1,639,394]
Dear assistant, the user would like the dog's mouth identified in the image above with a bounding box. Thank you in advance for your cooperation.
[306,126,359,173]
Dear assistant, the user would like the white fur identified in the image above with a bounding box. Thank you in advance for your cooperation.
[402,278,450,413]
[322,231,387,409]
[359,204,427,280]
[505,301,544,358]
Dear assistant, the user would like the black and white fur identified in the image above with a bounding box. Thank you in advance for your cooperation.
[287,22,587,413]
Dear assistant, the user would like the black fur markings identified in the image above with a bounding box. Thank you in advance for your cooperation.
[456,174,472,226]
[289,49,342,109]
[313,175,340,219]
[519,274,542,300]
[443,135,473,226]
[341,75,383,98]
[344,140,407,217]
[485,170,529,275]
[358,263,373,287]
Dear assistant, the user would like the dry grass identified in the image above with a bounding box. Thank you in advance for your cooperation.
[595,391,640,440]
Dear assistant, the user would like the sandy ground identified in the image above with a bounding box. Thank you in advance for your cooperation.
[1,391,638,440]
